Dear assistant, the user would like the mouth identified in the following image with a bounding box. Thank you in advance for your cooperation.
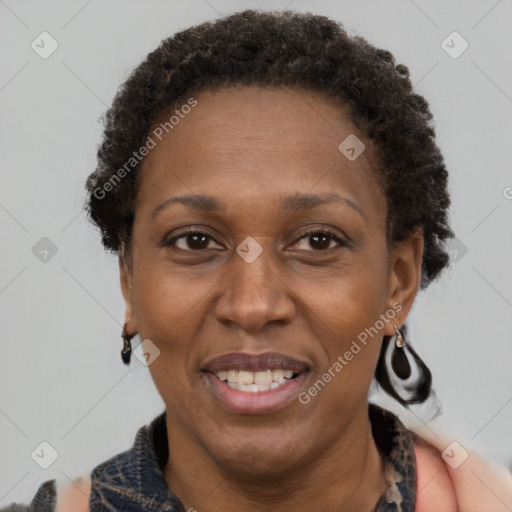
[201,352,310,414]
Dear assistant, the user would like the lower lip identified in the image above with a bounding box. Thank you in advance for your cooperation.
[204,372,308,414]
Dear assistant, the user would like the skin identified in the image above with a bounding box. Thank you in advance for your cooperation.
[120,86,423,512]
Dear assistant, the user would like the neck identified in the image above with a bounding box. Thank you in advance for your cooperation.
[164,405,387,512]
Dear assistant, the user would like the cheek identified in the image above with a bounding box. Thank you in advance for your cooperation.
[306,251,389,394]
[129,253,219,408]
[132,265,202,417]
[132,255,208,343]
[308,249,389,339]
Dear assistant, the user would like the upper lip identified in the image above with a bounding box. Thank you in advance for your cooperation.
[202,352,310,373]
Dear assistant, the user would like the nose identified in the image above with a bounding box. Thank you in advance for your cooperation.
[214,245,296,332]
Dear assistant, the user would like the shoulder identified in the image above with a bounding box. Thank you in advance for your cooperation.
[0,476,91,512]
[412,431,512,512]
[413,436,458,511]
[2,413,167,511]
[1,480,56,512]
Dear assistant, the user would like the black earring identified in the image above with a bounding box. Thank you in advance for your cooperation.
[391,322,411,380]
[121,323,133,365]
[375,322,433,406]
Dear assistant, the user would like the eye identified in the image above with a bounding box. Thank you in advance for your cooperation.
[164,227,347,252]
[291,229,347,251]
[165,229,222,251]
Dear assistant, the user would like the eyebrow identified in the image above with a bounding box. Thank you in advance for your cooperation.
[151,192,365,220]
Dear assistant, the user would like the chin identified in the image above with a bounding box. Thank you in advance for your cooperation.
[208,435,308,480]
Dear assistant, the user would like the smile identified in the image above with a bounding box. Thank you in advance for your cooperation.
[202,352,310,414]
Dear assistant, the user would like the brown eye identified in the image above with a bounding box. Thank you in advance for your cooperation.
[166,229,221,251]
[181,233,210,250]
[293,229,347,251]
[308,233,332,250]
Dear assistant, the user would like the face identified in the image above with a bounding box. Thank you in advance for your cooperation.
[120,86,422,476]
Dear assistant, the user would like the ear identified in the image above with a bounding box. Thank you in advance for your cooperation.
[119,244,137,332]
[383,228,424,336]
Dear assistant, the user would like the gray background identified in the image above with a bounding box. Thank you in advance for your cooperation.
[1,0,511,506]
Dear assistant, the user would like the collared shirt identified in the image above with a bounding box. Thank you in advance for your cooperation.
[2,404,417,511]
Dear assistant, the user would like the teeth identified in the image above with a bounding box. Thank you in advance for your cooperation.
[239,383,259,392]
[272,369,284,382]
[254,370,272,386]
[214,368,296,392]
[238,371,254,385]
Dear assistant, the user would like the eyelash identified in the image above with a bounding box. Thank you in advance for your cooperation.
[164,227,347,252]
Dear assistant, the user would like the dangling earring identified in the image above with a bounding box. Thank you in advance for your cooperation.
[390,321,411,380]
[375,322,433,405]
[121,322,133,365]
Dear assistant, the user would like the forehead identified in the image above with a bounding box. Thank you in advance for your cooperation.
[136,86,386,223]
[147,86,373,162]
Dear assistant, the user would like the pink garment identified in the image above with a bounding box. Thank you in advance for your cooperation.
[414,434,512,512]
[54,476,89,512]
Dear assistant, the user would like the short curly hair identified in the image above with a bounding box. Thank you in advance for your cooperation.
[85,9,454,290]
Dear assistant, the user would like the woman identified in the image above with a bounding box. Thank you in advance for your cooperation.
[4,9,512,512]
